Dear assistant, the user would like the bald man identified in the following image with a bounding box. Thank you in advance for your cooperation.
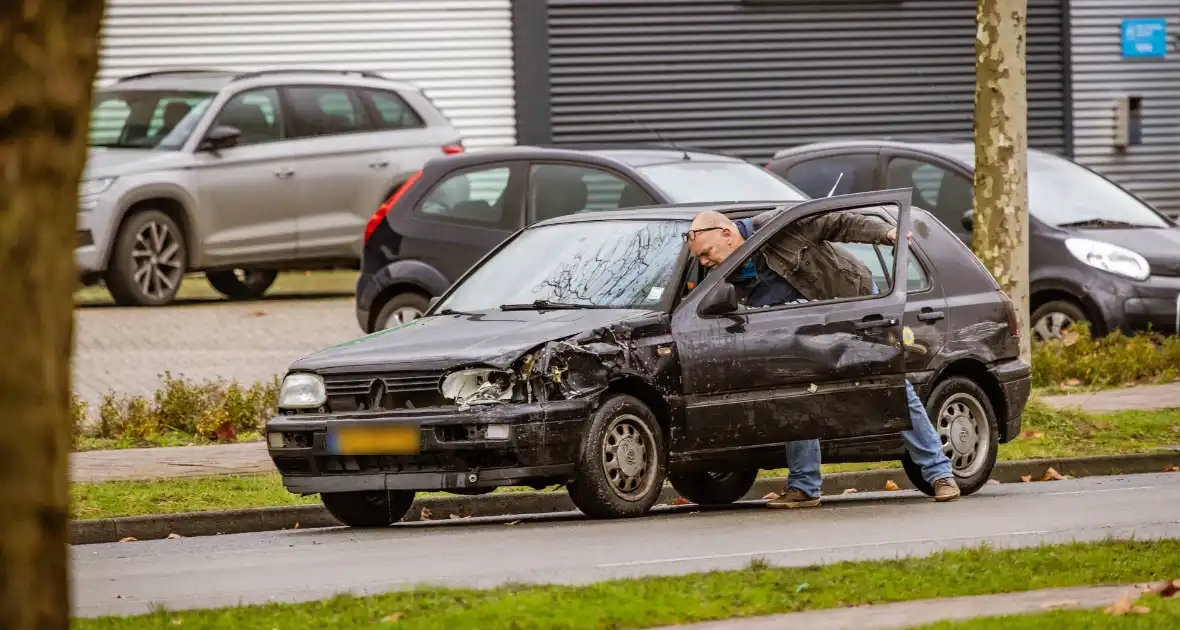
[685,208,959,507]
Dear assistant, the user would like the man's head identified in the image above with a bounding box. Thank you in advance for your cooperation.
[686,210,744,268]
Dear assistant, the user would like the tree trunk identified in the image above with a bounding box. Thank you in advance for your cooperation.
[0,1,106,628]
[974,0,1031,363]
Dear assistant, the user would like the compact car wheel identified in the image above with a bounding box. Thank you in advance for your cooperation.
[206,269,278,300]
[104,209,187,307]
[669,469,758,506]
[1031,300,1088,342]
[375,292,430,331]
[902,376,999,497]
[320,490,416,528]
[568,394,666,519]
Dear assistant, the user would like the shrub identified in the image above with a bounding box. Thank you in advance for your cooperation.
[1031,322,1180,389]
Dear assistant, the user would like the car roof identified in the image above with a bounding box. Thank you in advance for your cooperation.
[527,201,800,228]
[98,68,422,94]
[433,144,749,168]
[771,139,1061,170]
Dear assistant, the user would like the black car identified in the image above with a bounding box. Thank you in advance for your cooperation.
[356,145,809,333]
[766,140,1180,340]
[267,189,1031,527]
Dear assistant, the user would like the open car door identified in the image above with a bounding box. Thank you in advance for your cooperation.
[671,188,915,454]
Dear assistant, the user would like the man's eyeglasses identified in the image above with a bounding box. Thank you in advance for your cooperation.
[683,227,724,242]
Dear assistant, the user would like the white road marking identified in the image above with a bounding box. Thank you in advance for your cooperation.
[1042,486,1156,497]
[596,530,1053,568]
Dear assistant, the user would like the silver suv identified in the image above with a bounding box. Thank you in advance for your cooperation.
[78,69,464,306]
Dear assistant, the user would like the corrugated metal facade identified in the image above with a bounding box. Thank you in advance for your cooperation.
[1069,1,1180,217]
[96,0,517,148]
[546,0,1069,162]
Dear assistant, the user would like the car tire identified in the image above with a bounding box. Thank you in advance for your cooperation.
[205,269,278,300]
[1031,300,1088,342]
[104,209,188,307]
[321,490,415,528]
[669,469,759,506]
[374,292,431,331]
[568,394,667,519]
[902,376,999,498]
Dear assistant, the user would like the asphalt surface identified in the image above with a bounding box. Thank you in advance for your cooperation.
[73,472,1180,618]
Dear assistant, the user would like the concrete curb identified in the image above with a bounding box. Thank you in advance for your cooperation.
[70,451,1180,545]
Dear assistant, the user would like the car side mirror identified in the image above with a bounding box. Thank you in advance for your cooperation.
[700,282,739,316]
[961,209,974,232]
[199,125,241,152]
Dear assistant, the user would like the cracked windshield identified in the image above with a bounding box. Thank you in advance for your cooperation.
[438,220,689,312]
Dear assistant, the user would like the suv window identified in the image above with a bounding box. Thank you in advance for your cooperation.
[285,86,368,138]
[418,165,511,224]
[784,154,876,197]
[528,163,655,222]
[212,88,283,146]
[885,157,974,229]
[363,89,425,130]
[89,89,216,149]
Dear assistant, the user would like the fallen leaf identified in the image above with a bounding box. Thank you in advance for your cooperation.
[1164,466,1180,473]
[114,594,123,599]
[294,521,300,529]
[1105,596,1136,615]
[671,497,691,505]
[419,508,432,521]
[841,488,858,494]
[762,492,781,500]
[505,520,520,526]
[1020,475,1032,483]
[1021,430,1044,439]
[449,514,460,520]
[1042,467,1069,481]
[884,480,901,491]
[166,533,183,540]
[119,537,137,543]
[1040,600,1079,610]
[248,310,268,317]
[381,612,403,623]
[1064,378,1082,386]
[986,479,1001,485]
[213,421,237,442]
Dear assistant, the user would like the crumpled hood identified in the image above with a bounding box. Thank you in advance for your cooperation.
[290,308,653,374]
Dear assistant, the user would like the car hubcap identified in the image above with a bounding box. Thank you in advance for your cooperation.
[383,306,423,329]
[131,221,183,300]
[601,414,657,500]
[936,393,990,478]
[1033,311,1074,342]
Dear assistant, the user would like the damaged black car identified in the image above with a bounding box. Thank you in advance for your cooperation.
[266,189,1032,526]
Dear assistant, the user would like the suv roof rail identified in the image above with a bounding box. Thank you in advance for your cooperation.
[231,68,386,81]
[116,69,236,82]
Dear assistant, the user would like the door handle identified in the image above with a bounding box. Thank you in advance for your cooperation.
[369,160,390,169]
[918,308,945,323]
[273,167,294,179]
[855,314,897,330]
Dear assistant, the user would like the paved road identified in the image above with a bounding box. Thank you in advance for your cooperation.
[72,472,1180,618]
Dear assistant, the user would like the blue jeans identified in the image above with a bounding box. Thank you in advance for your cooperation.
[785,279,953,496]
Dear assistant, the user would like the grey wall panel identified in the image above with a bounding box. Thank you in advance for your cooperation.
[547,0,1068,162]
[1069,1,1180,217]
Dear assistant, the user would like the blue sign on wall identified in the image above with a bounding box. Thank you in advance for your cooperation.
[1121,18,1168,58]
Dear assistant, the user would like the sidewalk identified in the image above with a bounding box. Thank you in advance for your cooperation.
[69,382,1180,484]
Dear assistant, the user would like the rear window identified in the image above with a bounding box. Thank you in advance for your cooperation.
[637,160,808,203]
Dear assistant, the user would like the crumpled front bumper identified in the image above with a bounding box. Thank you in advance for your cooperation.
[265,399,592,494]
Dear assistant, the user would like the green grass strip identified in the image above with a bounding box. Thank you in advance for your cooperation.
[912,592,1180,629]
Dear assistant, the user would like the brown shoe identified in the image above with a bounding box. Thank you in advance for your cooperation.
[933,477,961,502]
[767,487,822,509]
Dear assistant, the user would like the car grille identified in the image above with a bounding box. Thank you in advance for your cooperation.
[323,370,447,412]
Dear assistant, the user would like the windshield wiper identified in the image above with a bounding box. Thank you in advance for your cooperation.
[1057,218,1147,229]
[436,308,476,316]
[499,299,614,311]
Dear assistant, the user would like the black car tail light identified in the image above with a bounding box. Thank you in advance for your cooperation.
[364,169,423,243]
[998,290,1020,337]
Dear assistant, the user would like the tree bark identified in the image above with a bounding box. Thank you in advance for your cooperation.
[974,0,1031,363]
[0,1,105,628]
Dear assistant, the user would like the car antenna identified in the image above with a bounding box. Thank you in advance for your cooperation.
[827,172,844,197]
[624,115,691,161]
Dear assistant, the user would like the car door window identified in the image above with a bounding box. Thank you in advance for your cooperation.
[783,154,876,197]
[885,158,973,229]
[211,88,284,146]
[417,165,512,225]
[285,86,368,138]
[362,88,425,130]
[528,163,655,223]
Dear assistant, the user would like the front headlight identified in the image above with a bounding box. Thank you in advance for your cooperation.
[440,367,514,406]
[79,177,117,198]
[1064,238,1151,281]
[278,373,327,409]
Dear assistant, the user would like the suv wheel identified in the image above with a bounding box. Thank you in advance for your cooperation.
[375,292,430,330]
[105,209,187,307]
[568,394,667,519]
[1031,300,1088,342]
[902,376,999,497]
[206,269,278,300]
[669,469,758,506]
[321,490,415,528]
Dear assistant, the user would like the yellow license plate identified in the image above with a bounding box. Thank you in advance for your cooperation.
[329,424,420,455]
